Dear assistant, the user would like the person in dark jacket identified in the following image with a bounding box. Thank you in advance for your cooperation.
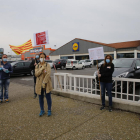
[29,53,40,98]
[98,54,114,112]
[0,54,13,103]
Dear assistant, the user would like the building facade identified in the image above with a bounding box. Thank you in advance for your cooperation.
[21,45,55,60]
[50,38,140,64]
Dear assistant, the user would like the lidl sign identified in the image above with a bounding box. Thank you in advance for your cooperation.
[72,42,79,52]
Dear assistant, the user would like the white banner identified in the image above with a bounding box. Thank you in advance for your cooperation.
[88,47,104,60]
[33,30,49,46]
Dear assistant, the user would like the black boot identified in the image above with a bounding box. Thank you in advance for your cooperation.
[100,106,105,110]
[109,106,112,112]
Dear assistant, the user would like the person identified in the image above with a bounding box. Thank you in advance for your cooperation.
[35,52,53,117]
[29,53,40,98]
[98,54,114,112]
[0,54,13,103]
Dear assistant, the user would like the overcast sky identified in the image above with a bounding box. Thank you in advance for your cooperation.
[0,0,140,54]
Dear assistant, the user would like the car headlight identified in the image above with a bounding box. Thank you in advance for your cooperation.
[117,72,129,78]
[93,71,98,77]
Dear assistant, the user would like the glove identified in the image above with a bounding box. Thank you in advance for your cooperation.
[3,69,9,73]
[5,70,9,73]
[0,67,3,71]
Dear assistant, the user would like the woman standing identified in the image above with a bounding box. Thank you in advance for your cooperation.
[98,55,114,112]
[35,53,53,117]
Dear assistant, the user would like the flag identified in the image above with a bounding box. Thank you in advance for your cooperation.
[9,39,33,55]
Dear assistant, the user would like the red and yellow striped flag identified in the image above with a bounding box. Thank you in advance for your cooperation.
[9,39,33,55]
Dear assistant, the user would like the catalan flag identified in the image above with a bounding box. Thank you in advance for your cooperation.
[9,39,33,55]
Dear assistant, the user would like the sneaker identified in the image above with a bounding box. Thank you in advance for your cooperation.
[109,106,112,112]
[39,110,45,117]
[0,100,3,104]
[100,106,105,110]
[5,99,9,103]
[48,110,51,117]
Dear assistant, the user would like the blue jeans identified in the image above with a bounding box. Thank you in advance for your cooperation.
[39,89,52,111]
[100,82,112,106]
[0,79,10,101]
[34,76,37,96]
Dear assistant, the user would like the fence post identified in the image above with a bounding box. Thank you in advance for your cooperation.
[63,74,66,92]
[54,73,57,90]
[74,76,76,91]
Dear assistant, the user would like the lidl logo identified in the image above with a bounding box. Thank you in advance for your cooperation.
[72,42,79,52]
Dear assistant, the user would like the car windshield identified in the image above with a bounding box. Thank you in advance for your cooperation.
[11,62,17,66]
[54,59,59,62]
[113,59,133,68]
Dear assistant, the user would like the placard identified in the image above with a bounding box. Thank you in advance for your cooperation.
[33,31,49,46]
[88,47,104,60]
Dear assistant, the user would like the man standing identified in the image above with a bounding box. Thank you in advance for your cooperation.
[0,54,13,103]
[30,53,40,98]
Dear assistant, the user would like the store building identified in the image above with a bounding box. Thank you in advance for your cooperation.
[50,38,140,64]
[21,45,55,60]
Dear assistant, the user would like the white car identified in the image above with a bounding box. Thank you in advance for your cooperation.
[79,59,93,68]
[66,60,85,70]
[45,60,53,68]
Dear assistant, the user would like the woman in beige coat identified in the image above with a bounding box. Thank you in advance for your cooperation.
[35,52,53,117]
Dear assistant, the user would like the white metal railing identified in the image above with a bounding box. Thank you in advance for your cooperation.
[54,73,140,102]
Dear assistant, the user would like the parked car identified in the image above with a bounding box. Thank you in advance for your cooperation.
[66,60,85,70]
[93,58,140,93]
[53,59,67,69]
[96,60,104,68]
[79,59,93,68]
[7,60,16,63]
[10,61,32,76]
[45,60,53,68]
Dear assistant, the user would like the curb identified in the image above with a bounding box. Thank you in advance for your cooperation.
[52,90,140,114]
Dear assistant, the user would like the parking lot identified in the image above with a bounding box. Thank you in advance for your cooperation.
[10,66,97,87]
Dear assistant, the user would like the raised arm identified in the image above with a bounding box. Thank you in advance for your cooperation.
[42,64,51,88]
[35,64,45,77]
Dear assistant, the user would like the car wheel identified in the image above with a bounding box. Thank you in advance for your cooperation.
[90,64,92,68]
[72,66,76,70]
[82,66,85,69]
[61,66,64,70]
[66,68,68,70]
[30,70,33,76]
[123,82,133,93]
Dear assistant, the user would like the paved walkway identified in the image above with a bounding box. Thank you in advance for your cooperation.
[0,82,140,140]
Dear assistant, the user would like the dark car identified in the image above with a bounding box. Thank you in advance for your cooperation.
[53,59,67,69]
[10,61,32,76]
[93,58,140,93]
[7,60,16,63]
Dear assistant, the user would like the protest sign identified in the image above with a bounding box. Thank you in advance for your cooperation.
[33,31,49,46]
[88,47,104,60]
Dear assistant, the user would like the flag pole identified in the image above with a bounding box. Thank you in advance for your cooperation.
[96,60,101,100]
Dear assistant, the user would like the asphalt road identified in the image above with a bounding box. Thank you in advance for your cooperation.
[10,66,97,87]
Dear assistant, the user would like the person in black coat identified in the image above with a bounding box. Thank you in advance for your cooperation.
[29,53,40,98]
[98,54,114,112]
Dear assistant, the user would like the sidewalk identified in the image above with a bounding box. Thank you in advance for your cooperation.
[0,82,140,140]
